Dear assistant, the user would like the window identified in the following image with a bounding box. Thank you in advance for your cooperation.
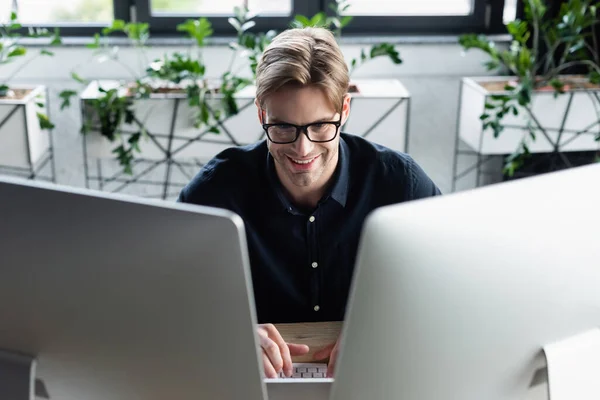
[329,0,508,35]
[2,0,513,36]
[503,0,518,24]
[342,0,474,16]
[1,0,128,35]
[149,0,291,16]
[1,0,113,24]
[136,0,305,36]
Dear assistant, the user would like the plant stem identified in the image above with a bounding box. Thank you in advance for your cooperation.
[226,47,239,75]
[540,37,565,74]
[592,13,600,65]
[524,104,554,145]
[550,59,600,77]
[114,59,140,81]
[1,53,40,87]
[530,0,540,76]
[583,42,600,66]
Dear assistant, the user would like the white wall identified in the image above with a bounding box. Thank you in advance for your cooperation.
[2,38,501,194]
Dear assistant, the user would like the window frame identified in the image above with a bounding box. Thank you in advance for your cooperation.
[11,0,129,36]
[9,0,511,37]
[323,0,508,35]
[135,0,319,36]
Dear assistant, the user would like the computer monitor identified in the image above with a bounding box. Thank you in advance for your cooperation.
[331,164,600,400]
[0,176,267,400]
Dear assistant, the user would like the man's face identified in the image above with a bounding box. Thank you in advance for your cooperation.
[260,85,350,193]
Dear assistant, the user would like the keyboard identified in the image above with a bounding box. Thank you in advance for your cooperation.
[276,363,328,378]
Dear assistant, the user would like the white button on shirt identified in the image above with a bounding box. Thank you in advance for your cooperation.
[309,216,315,222]
[314,305,320,312]
[312,262,318,268]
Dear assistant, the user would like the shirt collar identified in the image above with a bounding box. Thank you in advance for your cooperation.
[266,136,350,212]
[328,137,349,207]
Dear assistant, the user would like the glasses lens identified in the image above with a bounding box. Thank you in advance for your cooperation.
[268,125,297,143]
[307,123,338,142]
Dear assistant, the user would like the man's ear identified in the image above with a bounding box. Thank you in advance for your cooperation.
[341,94,352,127]
[255,99,263,124]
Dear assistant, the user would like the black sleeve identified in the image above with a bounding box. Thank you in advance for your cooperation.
[406,156,442,200]
[175,162,227,208]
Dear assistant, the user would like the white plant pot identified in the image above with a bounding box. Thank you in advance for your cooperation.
[344,79,410,153]
[80,78,411,165]
[458,76,600,155]
[80,80,260,163]
[0,85,51,170]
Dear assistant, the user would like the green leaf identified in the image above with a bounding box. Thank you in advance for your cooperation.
[550,78,565,94]
[50,28,62,45]
[589,70,600,85]
[102,19,127,35]
[200,102,210,124]
[37,113,55,130]
[124,22,150,43]
[177,18,213,47]
[310,12,327,27]
[80,121,92,135]
[228,17,242,31]
[459,34,496,54]
[480,113,490,120]
[71,72,87,84]
[529,130,537,141]
[293,15,311,27]
[240,21,256,31]
[59,90,78,110]
[340,15,353,28]
[484,103,496,109]
[11,11,17,21]
[506,20,530,44]
[8,47,26,58]
[208,126,220,134]
[40,49,54,56]
[484,60,500,71]
[369,43,402,64]
[87,33,101,49]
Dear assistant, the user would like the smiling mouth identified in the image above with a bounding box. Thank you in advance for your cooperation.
[287,155,320,168]
[290,156,317,164]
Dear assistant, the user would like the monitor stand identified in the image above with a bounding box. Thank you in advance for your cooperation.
[543,328,600,400]
[0,350,36,400]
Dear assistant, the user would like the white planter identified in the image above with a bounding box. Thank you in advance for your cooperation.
[344,79,410,153]
[458,76,600,155]
[0,85,52,171]
[80,80,259,163]
[80,78,411,163]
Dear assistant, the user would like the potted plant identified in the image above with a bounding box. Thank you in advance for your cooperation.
[62,2,409,197]
[0,11,61,181]
[453,0,600,190]
[57,11,269,198]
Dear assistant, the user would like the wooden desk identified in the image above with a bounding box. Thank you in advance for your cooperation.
[274,321,343,363]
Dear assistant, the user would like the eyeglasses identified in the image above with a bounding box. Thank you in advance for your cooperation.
[262,112,342,144]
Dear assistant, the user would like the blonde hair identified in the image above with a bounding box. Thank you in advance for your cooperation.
[255,27,349,111]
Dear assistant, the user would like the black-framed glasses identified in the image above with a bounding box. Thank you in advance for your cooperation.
[262,112,342,144]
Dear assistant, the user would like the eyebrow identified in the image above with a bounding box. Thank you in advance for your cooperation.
[267,114,338,125]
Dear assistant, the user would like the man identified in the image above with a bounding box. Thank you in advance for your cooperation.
[177,27,441,379]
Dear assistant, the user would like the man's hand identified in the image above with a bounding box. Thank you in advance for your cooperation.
[313,337,340,378]
[257,324,310,378]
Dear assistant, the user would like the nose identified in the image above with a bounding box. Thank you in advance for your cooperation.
[292,128,315,157]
